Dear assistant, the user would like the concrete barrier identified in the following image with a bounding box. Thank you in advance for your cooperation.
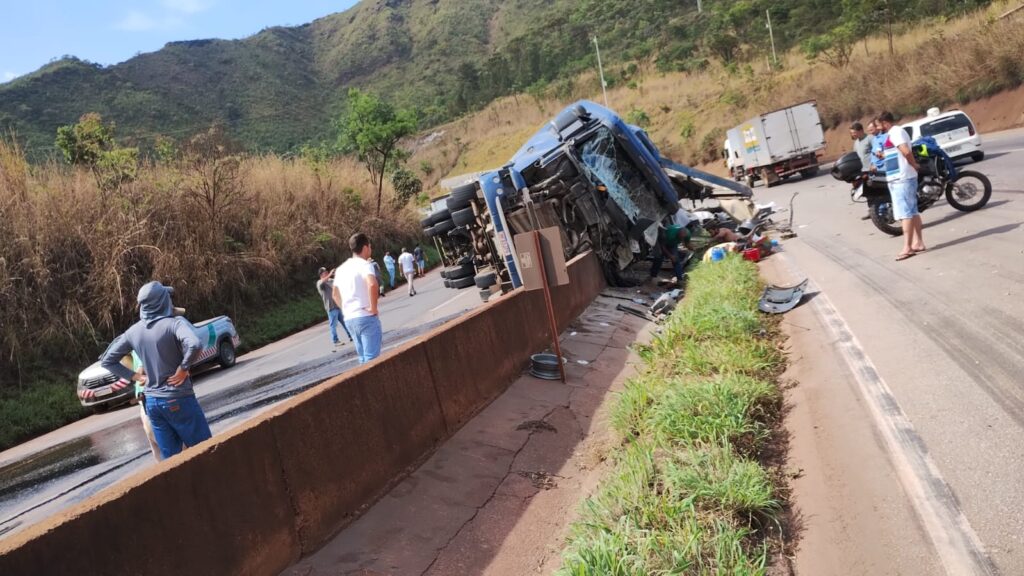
[0,251,607,575]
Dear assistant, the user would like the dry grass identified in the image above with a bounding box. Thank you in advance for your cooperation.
[406,2,1024,181]
[0,140,419,385]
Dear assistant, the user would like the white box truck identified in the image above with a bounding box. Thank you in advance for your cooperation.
[725,100,826,188]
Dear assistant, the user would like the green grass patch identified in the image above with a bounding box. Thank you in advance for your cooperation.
[233,293,328,353]
[558,256,786,575]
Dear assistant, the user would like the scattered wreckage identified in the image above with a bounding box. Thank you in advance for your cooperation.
[422,101,761,299]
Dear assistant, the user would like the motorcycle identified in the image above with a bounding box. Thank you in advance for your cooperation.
[831,140,992,236]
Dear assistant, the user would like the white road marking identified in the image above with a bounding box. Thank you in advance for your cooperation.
[428,289,475,313]
[778,253,997,576]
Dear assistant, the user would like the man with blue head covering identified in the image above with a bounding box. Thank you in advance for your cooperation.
[101,281,212,459]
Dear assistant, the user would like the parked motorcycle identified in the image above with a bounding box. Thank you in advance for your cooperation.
[831,142,992,236]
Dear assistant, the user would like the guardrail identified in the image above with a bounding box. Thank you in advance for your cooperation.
[0,251,605,576]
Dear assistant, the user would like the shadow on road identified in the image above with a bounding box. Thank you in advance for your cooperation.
[925,199,1011,229]
[929,221,1023,251]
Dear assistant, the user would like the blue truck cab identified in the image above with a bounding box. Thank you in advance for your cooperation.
[427,101,752,290]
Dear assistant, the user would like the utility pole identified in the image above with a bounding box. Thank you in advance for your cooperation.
[593,36,609,107]
[766,9,778,66]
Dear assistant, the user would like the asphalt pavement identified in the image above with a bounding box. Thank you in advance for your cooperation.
[0,266,485,542]
[755,127,1024,574]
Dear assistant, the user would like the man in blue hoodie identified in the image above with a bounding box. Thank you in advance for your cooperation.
[101,281,212,459]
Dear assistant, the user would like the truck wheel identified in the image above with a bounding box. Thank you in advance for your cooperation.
[474,272,497,289]
[450,276,475,289]
[451,207,475,227]
[446,183,479,211]
[433,219,456,236]
[745,175,755,189]
[427,208,450,226]
[444,263,474,280]
[218,340,237,368]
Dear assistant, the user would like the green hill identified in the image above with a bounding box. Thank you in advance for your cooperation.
[0,0,986,157]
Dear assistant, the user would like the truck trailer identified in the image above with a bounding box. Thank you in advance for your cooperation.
[725,100,826,188]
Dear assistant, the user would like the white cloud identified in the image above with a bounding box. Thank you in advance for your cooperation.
[3,71,17,82]
[160,0,211,14]
[115,11,159,31]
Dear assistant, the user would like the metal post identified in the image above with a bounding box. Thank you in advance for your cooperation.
[533,230,566,383]
[766,9,778,65]
[697,0,702,13]
[593,36,609,108]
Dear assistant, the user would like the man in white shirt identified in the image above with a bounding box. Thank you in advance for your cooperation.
[878,111,925,261]
[397,247,417,297]
[332,233,382,363]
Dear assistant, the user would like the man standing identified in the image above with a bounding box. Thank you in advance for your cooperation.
[333,233,383,363]
[398,247,417,296]
[413,245,426,277]
[878,112,926,260]
[869,120,887,172]
[383,251,397,290]
[100,281,211,459]
[850,121,873,172]
[317,267,351,349]
[649,223,690,286]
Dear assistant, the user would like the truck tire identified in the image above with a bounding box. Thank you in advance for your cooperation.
[445,263,474,280]
[218,340,237,368]
[450,276,474,289]
[427,209,450,226]
[446,183,479,211]
[800,165,820,178]
[433,219,456,236]
[745,175,755,189]
[423,224,438,238]
[474,272,497,289]
[444,279,452,288]
[451,206,476,227]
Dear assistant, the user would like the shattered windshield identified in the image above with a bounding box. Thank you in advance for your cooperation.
[577,128,664,235]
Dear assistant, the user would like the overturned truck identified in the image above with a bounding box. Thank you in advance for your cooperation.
[422,101,753,296]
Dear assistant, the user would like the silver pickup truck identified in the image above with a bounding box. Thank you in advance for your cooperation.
[76,315,240,412]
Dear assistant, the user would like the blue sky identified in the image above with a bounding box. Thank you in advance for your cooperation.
[0,0,359,83]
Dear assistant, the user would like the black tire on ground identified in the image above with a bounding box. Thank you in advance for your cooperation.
[427,208,450,226]
[971,152,985,163]
[440,269,448,279]
[218,339,237,368]
[474,272,497,289]
[800,165,820,178]
[945,170,992,212]
[446,183,479,211]
[451,206,476,227]
[444,263,475,280]
[868,202,903,236]
[479,289,492,303]
[444,279,452,288]
[450,276,475,289]
[433,219,456,236]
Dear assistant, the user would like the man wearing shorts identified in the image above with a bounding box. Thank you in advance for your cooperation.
[878,112,925,260]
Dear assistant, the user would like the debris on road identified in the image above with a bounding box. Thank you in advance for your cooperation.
[758,279,810,314]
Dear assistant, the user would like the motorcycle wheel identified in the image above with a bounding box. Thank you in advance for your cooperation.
[869,202,903,236]
[945,170,992,212]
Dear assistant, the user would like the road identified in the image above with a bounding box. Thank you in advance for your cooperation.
[755,127,1024,574]
[0,267,485,541]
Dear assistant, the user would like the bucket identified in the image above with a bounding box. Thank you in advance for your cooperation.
[742,248,761,262]
[710,247,726,262]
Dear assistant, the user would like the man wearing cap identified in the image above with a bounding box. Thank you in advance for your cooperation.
[317,266,352,349]
[100,281,212,459]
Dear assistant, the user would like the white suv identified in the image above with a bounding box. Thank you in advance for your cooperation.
[902,108,984,162]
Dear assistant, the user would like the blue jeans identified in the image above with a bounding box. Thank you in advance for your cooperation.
[328,308,351,343]
[385,265,396,288]
[890,177,919,220]
[347,315,383,364]
[144,395,212,459]
[650,244,685,282]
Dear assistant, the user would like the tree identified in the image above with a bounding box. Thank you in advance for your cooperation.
[801,23,857,68]
[390,167,423,208]
[55,113,138,191]
[337,89,417,217]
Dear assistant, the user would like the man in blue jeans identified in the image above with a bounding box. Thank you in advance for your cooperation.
[100,281,212,459]
[878,111,926,260]
[333,233,383,363]
[317,267,352,349]
[649,223,690,286]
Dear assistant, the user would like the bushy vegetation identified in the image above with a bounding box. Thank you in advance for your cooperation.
[558,257,786,574]
[0,0,1000,159]
[0,123,422,443]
